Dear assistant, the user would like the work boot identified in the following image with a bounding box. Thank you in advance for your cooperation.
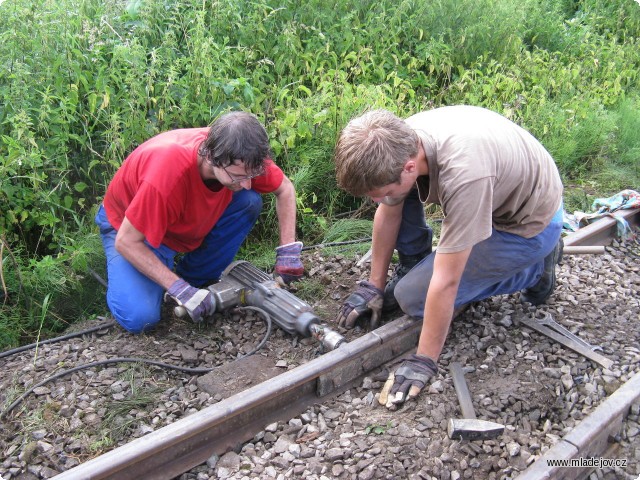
[383,250,430,311]
[520,238,564,306]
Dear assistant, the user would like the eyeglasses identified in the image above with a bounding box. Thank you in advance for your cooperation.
[222,165,265,184]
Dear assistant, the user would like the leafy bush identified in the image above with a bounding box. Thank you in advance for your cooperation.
[0,0,639,347]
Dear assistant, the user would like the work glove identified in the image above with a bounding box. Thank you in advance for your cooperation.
[274,241,304,285]
[336,280,383,330]
[167,278,216,322]
[379,354,438,409]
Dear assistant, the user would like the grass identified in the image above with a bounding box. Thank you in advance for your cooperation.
[96,363,165,447]
[0,376,23,416]
[563,185,600,214]
[1,0,639,348]
[593,96,640,191]
[322,219,373,244]
[100,391,159,444]
[292,277,328,304]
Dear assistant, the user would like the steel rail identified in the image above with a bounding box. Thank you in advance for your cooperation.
[53,316,421,480]
[564,207,639,247]
[514,207,640,480]
[516,370,640,480]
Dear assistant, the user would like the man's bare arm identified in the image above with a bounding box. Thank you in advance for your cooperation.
[417,247,472,360]
[273,176,297,245]
[115,217,179,290]
[369,202,403,289]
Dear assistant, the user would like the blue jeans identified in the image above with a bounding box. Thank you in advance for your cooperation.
[396,188,433,257]
[394,206,563,317]
[95,189,262,333]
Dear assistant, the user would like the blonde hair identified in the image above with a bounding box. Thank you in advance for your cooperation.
[334,110,418,196]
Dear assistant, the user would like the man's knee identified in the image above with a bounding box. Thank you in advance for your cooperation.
[108,295,161,334]
[394,276,424,318]
[234,189,263,218]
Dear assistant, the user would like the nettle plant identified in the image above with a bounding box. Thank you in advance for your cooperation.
[0,0,638,346]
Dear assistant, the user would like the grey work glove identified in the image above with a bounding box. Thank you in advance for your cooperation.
[381,354,438,409]
[167,278,216,322]
[336,280,383,329]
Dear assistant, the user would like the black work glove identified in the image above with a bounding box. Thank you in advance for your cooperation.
[336,280,383,329]
[381,354,438,409]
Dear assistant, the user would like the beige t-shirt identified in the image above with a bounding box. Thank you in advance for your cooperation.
[408,106,563,253]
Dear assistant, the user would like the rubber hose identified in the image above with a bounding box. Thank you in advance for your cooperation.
[0,306,272,420]
[0,318,117,360]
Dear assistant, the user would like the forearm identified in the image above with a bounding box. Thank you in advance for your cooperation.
[118,242,178,290]
[417,285,457,360]
[274,177,297,245]
[416,249,470,360]
[369,203,403,289]
[115,218,178,290]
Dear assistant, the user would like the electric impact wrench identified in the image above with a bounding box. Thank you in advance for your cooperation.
[174,260,345,351]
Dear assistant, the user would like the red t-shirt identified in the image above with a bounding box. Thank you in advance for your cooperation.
[103,128,284,252]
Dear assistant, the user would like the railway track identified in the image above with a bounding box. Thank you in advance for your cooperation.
[1,208,639,480]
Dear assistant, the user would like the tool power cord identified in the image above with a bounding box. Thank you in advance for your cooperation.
[1,237,369,419]
[0,236,369,362]
[0,306,272,420]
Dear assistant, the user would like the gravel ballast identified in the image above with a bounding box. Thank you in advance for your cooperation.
[1,234,639,480]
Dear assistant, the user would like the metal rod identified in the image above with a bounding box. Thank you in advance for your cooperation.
[563,245,605,255]
[537,312,602,352]
[517,316,614,370]
[449,362,476,420]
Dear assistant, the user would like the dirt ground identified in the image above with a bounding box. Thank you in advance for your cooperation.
[1,237,638,479]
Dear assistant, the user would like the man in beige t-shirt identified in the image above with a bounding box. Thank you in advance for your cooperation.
[333,106,563,408]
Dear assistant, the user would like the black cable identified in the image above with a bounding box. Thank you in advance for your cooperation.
[87,267,108,288]
[0,358,210,421]
[0,318,117,360]
[301,237,372,251]
[0,306,272,420]
[237,306,272,356]
[1,237,354,362]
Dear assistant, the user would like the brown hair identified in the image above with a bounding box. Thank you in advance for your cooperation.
[334,110,418,196]
[199,111,271,175]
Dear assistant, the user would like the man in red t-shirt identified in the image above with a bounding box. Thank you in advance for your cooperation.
[95,111,303,333]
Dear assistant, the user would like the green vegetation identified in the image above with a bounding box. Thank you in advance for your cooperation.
[99,379,163,446]
[293,277,328,305]
[1,0,639,348]
[365,421,392,435]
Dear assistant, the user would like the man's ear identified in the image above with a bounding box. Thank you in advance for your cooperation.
[404,159,417,173]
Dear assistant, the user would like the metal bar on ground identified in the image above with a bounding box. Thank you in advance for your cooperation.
[537,312,602,352]
[450,362,477,420]
[564,208,639,247]
[563,245,605,255]
[516,316,614,370]
[53,316,422,480]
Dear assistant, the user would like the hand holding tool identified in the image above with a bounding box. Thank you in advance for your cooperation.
[167,279,216,322]
[174,261,345,351]
[274,241,304,284]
